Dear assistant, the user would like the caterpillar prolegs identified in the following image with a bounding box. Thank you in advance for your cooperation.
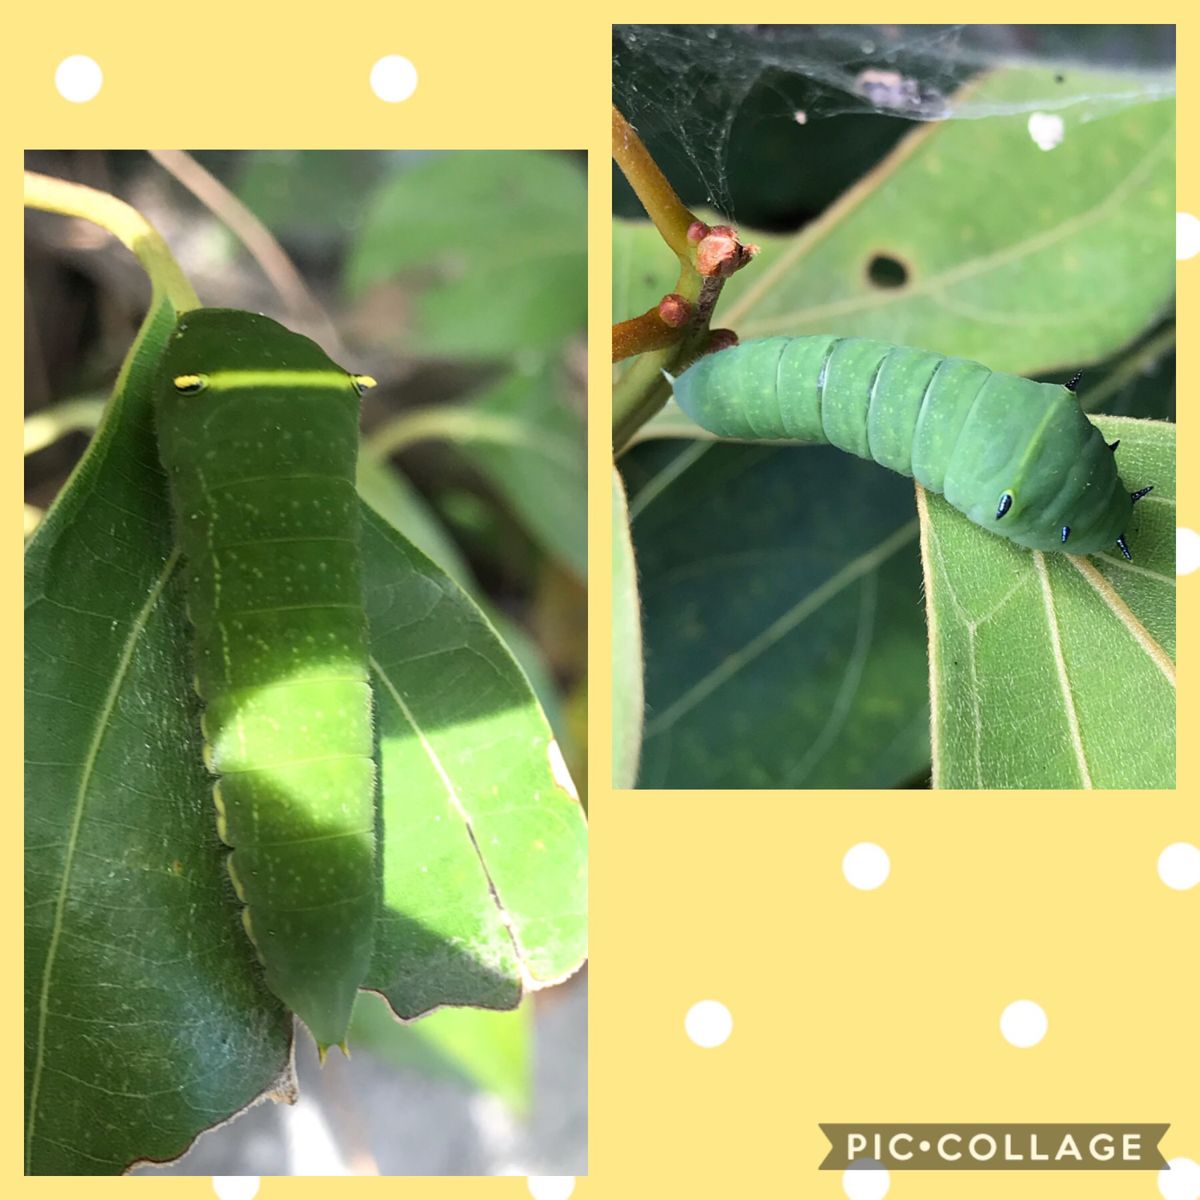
[156,309,378,1053]
[671,335,1154,557]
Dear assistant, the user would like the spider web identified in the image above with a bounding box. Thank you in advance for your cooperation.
[613,24,1175,222]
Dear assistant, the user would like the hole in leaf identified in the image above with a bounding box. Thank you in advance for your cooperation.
[866,253,909,289]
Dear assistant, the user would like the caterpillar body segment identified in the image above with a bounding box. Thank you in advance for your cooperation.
[155,308,377,1052]
[672,335,1146,556]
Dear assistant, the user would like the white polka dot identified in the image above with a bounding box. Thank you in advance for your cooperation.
[1027,112,1065,151]
[212,1178,260,1200]
[1178,528,1200,575]
[55,55,103,103]
[370,55,418,102]
[1000,999,1048,1047]
[843,1162,890,1200]
[843,843,890,890]
[527,1178,575,1200]
[1177,212,1200,261]
[685,999,732,1048]
[1158,843,1200,891]
[1159,1157,1200,1200]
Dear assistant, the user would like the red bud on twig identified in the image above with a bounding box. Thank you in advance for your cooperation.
[657,293,693,328]
[695,224,755,278]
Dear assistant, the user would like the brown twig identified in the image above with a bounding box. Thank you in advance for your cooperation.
[612,293,693,361]
[611,106,697,260]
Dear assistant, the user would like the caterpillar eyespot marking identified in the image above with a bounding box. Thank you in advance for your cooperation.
[173,373,208,395]
[672,335,1152,558]
[156,309,377,1052]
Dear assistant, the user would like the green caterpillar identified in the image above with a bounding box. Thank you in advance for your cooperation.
[155,309,378,1054]
[672,335,1153,558]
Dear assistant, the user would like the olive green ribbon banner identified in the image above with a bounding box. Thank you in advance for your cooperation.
[819,1125,1170,1170]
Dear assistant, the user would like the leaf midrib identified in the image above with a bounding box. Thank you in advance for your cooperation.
[368,655,534,990]
[25,550,180,1172]
[645,519,920,736]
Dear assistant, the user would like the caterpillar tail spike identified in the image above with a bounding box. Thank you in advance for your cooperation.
[316,1039,351,1066]
[1116,535,1132,561]
[1065,369,1084,393]
[1108,440,1121,452]
[1130,485,1154,503]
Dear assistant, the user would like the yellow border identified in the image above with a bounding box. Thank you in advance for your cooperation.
[12,6,1198,1195]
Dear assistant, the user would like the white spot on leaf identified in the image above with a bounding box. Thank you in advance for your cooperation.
[547,740,578,800]
[1027,111,1065,150]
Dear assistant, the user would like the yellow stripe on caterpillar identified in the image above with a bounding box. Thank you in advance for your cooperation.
[240,906,258,948]
[226,854,247,902]
[212,782,230,845]
[172,369,371,394]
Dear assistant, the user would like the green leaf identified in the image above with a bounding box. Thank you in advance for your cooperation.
[616,67,1175,377]
[622,440,930,789]
[362,504,588,1016]
[611,469,644,788]
[24,298,295,1176]
[718,67,1175,370]
[356,453,569,752]
[345,151,586,359]
[924,416,1175,788]
[356,452,474,591]
[612,211,683,325]
[350,991,532,1114]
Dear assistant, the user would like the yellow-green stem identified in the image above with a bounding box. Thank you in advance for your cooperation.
[611,106,698,261]
[24,171,200,313]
